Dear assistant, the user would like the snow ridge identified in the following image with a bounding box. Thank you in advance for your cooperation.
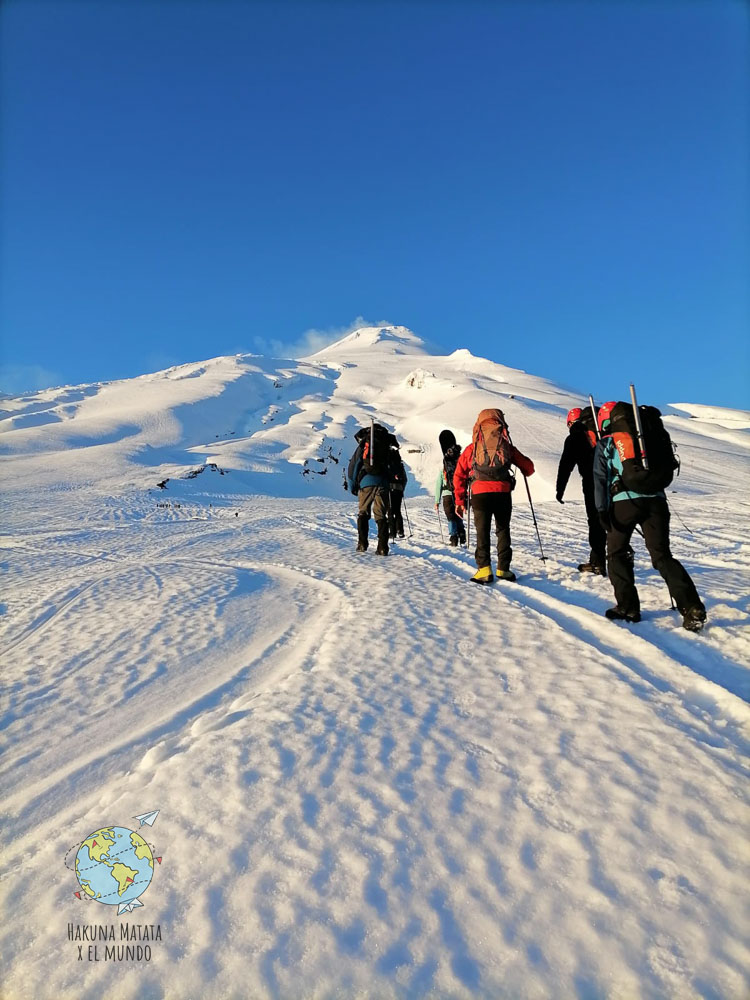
[1,324,747,502]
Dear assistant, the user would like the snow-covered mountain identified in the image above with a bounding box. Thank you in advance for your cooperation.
[2,326,749,1000]
[1,324,747,502]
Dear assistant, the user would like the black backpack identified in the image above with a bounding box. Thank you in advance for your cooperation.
[354,423,394,480]
[608,401,679,494]
[442,443,461,494]
[439,429,457,454]
[577,408,598,449]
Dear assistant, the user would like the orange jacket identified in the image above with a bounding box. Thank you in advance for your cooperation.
[453,442,534,505]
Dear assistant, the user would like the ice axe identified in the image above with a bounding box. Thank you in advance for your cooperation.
[629,382,648,469]
[588,394,601,441]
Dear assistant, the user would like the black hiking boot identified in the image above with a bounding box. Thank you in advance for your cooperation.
[376,546,389,556]
[578,562,607,576]
[605,606,641,623]
[449,535,458,547]
[682,605,706,633]
[356,542,368,552]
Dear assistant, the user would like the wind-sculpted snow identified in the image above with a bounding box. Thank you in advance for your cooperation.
[0,327,748,998]
[1,486,749,999]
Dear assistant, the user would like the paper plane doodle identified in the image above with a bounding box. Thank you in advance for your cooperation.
[133,810,160,827]
[118,899,144,915]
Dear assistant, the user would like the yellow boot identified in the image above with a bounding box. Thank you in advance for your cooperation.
[470,565,494,585]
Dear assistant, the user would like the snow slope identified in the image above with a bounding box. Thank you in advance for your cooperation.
[1,326,748,999]
[2,324,746,505]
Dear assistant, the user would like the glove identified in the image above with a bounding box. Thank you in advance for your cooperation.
[556,492,564,504]
[598,511,612,532]
[455,504,465,518]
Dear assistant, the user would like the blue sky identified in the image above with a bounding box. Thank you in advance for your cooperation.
[1,0,747,408]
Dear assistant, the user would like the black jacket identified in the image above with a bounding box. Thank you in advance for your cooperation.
[389,452,408,492]
[556,423,596,499]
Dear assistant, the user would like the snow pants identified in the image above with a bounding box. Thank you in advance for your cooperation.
[389,490,404,538]
[442,494,466,541]
[607,497,702,615]
[358,486,390,552]
[471,492,512,571]
[583,484,607,569]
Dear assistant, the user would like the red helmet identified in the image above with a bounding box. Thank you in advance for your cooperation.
[566,407,582,428]
[598,401,616,432]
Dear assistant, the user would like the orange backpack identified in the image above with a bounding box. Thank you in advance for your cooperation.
[470,409,513,483]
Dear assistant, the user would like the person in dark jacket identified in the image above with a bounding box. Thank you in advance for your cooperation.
[347,424,394,555]
[556,407,606,574]
[453,408,534,584]
[593,401,707,631]
[388,435,408,539]
[434,430,466,546]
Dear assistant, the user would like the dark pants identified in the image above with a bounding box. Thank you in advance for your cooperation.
[358,486,390,551]
[442,494,466,540]
[471,492,512,570]
[607,497,701,615]
[583,486,607,568]
[389,490,404,537]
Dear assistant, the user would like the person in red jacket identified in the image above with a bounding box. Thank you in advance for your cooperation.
[453,408,535,584]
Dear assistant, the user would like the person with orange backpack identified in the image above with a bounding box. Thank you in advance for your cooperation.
[556,406,606,575]
[453,408,535,584]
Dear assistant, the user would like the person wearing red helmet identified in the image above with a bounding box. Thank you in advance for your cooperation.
[555,405,606,575]
[597,400,616,433]
[593,402,706,631]
[453,408,534,584]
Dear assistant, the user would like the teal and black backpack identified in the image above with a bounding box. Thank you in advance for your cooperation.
[608,402,679,494]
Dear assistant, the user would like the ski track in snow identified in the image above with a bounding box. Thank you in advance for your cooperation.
[1,487,749,1000]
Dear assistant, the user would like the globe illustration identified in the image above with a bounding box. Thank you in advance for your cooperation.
[74,826,154,908]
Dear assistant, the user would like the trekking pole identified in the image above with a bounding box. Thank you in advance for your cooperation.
[466,486,472,550]
[436,505,445,543]
[668,498,694,536]
[588,394,601,440]
[402,497,413,538]
[630,383,649,469]
[522,475,547,563]
[504,424,545,565]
